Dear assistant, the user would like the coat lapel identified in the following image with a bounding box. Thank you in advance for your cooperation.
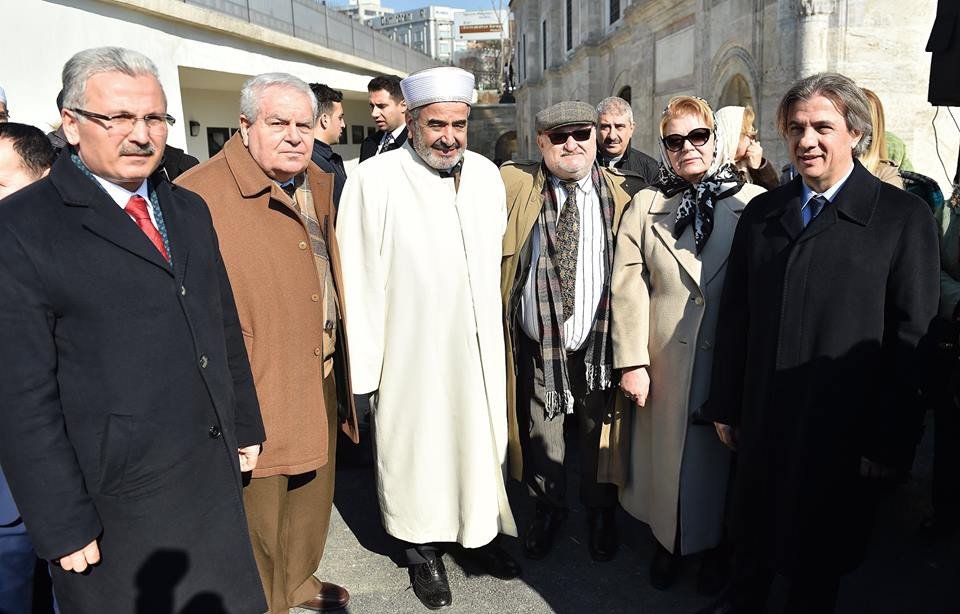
[51,154,173,275]
[649,193,703,291]
[154,179,189,282]
[797,162,877,243]
[774,178,805,241]
[700,195,744,287]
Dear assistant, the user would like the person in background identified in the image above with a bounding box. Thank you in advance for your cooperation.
[0,121,56,613]
[0,86,9,122]
[613,96,766,596]
[860,88,904,188]
[698,72,938,614]
[359,74,407,162]
[596,96,659,185]
[309,82,347,207]
[715,105,780,191]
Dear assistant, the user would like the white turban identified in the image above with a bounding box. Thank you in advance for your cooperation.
[400,67,476,110]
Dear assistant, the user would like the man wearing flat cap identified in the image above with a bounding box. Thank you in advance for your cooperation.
[501,101,645,563]
[338,66,519,610]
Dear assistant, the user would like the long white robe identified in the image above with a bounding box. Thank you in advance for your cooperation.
[337,143,517,547]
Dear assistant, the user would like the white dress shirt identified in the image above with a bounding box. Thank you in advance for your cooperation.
[92,175,158,230]
[377,124,406,154]
[520,173,606,351]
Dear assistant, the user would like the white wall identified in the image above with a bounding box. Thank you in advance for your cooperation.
[3,0,390,158]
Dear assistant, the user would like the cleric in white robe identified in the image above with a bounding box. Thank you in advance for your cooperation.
[337,66,519,609]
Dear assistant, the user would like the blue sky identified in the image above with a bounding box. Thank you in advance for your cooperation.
[384,0,505,10]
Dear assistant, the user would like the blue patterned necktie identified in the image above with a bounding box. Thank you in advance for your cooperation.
[802,194,828,227]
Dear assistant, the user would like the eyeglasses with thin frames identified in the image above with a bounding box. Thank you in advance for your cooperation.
[70,108,175,133]
[662,127,712,152]
[546,127,593,145]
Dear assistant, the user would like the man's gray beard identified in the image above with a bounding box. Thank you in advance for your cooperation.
[412,132,463,171]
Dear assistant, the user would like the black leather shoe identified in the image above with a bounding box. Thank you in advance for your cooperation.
[522,503,568,560]
[409,555,452,610]
[649,541,680,590]
[466,542,522,579]
[587,507,618,561]
[696,546,730,596]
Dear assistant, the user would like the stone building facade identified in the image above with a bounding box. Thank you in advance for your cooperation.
[510,0,958,193]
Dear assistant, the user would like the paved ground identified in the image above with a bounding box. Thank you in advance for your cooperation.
[295,416,958,614]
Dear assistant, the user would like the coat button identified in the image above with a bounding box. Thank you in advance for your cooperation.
[314,347,321,356]
[199,355,209,369]
[180,285,187,296]
[693,296,704,306]
[208,425,221,439]
[299,241,308,250]
[311,293,320,302]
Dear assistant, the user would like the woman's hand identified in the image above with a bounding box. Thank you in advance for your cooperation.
[619,366,650,407]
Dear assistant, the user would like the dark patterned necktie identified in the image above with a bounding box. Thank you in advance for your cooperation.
[802,194,827,227]
[556,181,580,320]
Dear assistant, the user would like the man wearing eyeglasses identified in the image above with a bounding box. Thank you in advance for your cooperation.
[0,47,268,613]
[500,101,644,564]
[177,72,358,614]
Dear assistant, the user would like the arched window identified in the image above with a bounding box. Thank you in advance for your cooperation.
[719,74,753,108]
[618,86,632,106]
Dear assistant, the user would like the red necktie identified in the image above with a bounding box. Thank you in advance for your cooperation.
[125,194,169,261]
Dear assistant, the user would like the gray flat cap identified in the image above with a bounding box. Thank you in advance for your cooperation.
[535,101,596,132]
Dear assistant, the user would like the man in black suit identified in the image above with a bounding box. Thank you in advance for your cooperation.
[595,96,659,185]
[698,73,939,614]
[309,82,347,206]
[0,46,267,613]
[359,74,407,162]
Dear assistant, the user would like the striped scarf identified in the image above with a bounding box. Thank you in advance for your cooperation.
[535,163,615,419]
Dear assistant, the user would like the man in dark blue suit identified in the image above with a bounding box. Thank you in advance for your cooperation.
[309,82,347,207]
[0,121,56,614]
[0,47,267,613]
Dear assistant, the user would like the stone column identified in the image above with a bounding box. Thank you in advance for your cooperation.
[794,0,837,76]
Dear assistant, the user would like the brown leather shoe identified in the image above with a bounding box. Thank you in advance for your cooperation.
[297,582,350,612]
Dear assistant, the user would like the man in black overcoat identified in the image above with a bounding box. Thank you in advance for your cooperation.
[0,46,267,613]
[698,73,939,613]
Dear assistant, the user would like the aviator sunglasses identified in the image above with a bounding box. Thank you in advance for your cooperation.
[662,127,712,152]
[546,127,593,145]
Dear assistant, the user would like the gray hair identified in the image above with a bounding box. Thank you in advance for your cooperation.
[776,72,872,157]
[62,47,163,111]
[239,73,318,122]
[596,96,633,124]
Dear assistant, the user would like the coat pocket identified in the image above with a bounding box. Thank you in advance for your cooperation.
[98,414,134,496]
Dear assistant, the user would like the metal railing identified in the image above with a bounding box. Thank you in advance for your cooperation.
[182,0,439,73]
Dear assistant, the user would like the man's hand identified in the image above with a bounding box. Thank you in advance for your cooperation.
[57,539,100,573]
[238,444,262,473]
[859,456,893,479]
[619,366,650,407]
[714,422,738,451]
[744,141,764,170]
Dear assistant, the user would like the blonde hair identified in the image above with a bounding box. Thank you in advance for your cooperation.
[741,106,757,138]
[659,96,714,136]
[860,88,888,174]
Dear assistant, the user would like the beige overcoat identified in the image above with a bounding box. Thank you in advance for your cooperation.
[177,134,359,479]
[609,183,765,554]
[500,161,645,481]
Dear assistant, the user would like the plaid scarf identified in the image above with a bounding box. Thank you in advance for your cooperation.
[535,163,615,419]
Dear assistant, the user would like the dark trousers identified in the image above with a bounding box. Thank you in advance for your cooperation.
[933,400,960,519]
[516,333,617,510]
[398,538,498,567]
[727,552,841,613]
[0,523,35,614]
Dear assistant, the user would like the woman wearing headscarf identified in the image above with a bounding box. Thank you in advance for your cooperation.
[610,96,766,595]
[715,105,780,191]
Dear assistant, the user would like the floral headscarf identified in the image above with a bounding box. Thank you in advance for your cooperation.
[653,98,744,254]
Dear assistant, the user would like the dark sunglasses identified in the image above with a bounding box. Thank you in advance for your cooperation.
[662,128,712,152]
[546,127,593,145]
